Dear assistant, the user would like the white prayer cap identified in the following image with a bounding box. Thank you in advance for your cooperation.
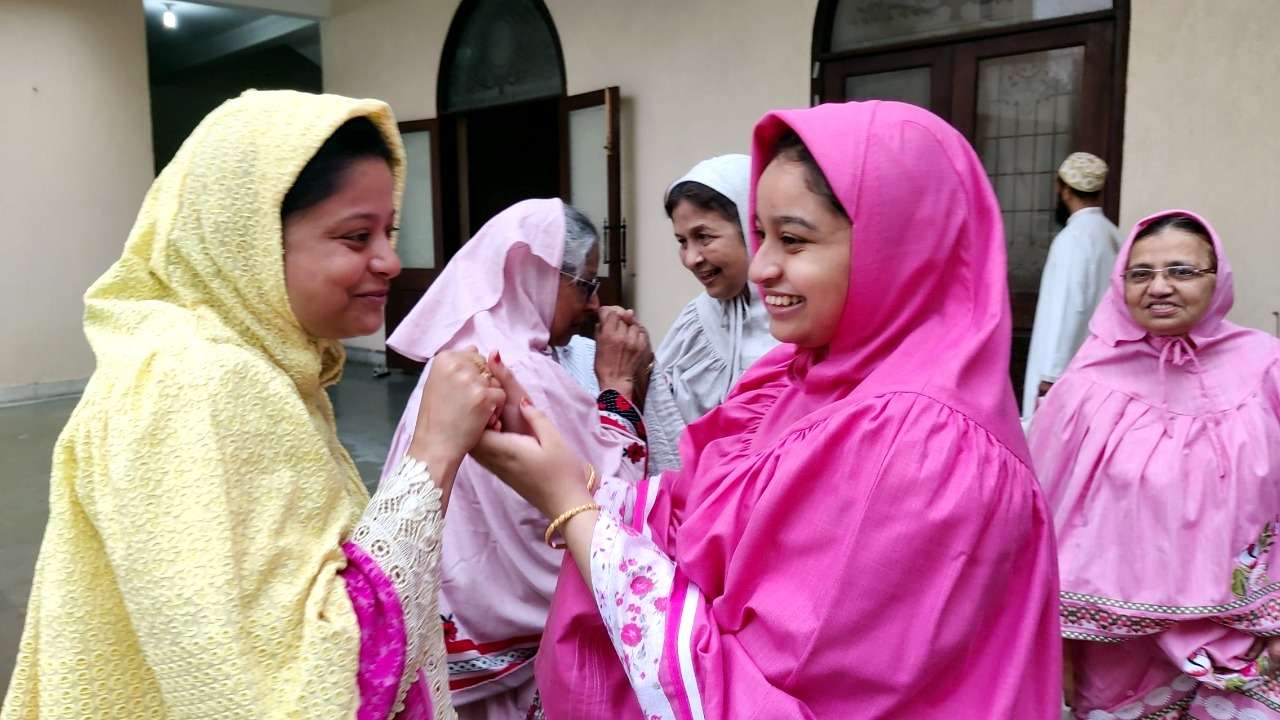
[1057,152,1108,193]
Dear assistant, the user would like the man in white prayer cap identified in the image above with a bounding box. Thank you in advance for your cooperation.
[1022,151,1121,425]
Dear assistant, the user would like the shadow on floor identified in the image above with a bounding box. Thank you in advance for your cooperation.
[0,365,418,700]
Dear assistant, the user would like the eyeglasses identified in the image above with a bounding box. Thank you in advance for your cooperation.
[560,271,600,300]
[1121,265,1217,285]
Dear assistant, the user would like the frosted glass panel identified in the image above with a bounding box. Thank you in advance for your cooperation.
[568,104,609,277]
[831,0,1111,51]
[844,66,932,109]
[398,130,436,269]
[975,46,1084,293]
[442,0,562,112]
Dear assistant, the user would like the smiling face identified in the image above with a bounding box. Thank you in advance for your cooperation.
[671,199,750,300]
[1123,227,1217,337]
[282,157,401,339]
[748,156,851,348]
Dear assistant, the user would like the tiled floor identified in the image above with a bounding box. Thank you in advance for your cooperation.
[0,366,418,700]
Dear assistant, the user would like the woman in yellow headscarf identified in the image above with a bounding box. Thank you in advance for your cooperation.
[2,90,499,719]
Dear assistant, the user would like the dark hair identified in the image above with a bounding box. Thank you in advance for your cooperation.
[664,181,742,232]
[1065,186,1104,202]
[281,117,393,219]
[1133,213,1217,267]
[770,131,848,220]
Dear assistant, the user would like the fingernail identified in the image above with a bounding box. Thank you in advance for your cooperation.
[493,351,502,365]
[521,397,532,408]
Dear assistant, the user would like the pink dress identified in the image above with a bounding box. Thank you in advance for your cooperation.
[1029,209,1280,718]
[383,199,638,719]
[535,101,1063,718]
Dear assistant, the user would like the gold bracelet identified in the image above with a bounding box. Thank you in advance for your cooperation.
[585,463,599,495]
[544,502,600,549]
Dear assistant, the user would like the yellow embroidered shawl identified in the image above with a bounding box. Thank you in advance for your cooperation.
[2,90,405,719]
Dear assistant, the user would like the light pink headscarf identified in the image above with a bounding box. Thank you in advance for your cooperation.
[1030,210,1280,657]
[382,198,627,709]
[536,101,1061,719]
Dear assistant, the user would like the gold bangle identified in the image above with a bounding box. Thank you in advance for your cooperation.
[585,462,599,494]
[544,502,600,549]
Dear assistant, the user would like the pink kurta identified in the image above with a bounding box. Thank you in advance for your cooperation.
[535,101,1063,718]
[1030,209,1280,718]
[383,199,633,719]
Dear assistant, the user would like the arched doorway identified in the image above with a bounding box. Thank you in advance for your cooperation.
[385,0,623,370]
[812,0,1129,398]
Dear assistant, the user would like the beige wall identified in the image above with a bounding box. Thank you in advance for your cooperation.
[324,0,458,352]
[324,0,817,345]
[327,0,1280,350]
[1120,0,1280,336]
[0,0,154,394]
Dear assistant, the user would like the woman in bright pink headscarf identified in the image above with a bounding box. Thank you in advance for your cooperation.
[382,198,651,719]
[1030,210,1280,718]
[472,101,1061,718]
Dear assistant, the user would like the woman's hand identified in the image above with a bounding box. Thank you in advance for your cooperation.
[409,347,506,477]
[470,398,594,521]
[594,306,654,407]
[487,351,534,437]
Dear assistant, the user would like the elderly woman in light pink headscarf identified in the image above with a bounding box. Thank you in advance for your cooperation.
[1030,210,1280,718]
[382,198,652,719]
[470,101,1062,719]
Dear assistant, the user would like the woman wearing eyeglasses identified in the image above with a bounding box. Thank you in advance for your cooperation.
[1029,210,1280,717]
[381,199,652,720]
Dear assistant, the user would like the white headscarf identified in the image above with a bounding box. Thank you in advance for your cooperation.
[644,154,778,471]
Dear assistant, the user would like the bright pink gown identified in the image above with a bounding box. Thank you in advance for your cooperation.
[1030,209,1280,718]
[535,101,1064,719]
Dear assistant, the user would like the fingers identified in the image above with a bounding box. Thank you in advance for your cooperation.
[471,428,521,468]
[486,352,531,408]
[486,350,516,389]
[602,309,623,339]
[597,305,629,324]
[471,428,541,471]
[600,306,635,324]
[518,398,562,449]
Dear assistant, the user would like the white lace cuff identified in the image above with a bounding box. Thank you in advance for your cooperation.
[350,454,452,717]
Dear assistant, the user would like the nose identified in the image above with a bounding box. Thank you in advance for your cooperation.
[681,244,703,271]
[748,238,781,286]
[586,290,601,311]
[370,235,402,280]
[1147,271,1175,296]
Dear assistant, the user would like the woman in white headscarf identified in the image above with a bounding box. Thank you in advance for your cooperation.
[644,154,778,470]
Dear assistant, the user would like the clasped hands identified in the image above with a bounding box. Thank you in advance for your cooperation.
[409,306,651,521]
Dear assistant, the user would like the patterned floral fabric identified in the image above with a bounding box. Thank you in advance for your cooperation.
[590,513,676,715]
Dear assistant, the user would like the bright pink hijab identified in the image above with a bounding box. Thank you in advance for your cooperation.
[536,101,1061,718]
[383,199,627,710]
[1030,209,1280,643]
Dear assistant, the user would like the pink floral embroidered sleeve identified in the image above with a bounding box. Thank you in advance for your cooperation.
[589,388,705,718]
[589,511,683,719]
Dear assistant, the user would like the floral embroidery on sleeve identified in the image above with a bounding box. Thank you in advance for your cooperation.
[590,513,676,715]
[593,470,633,524]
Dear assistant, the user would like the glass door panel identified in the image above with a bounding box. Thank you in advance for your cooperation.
[975,45,1085,297]
[844,66,933,109]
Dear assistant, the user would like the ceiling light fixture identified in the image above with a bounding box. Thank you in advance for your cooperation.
[162,4,178,30]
